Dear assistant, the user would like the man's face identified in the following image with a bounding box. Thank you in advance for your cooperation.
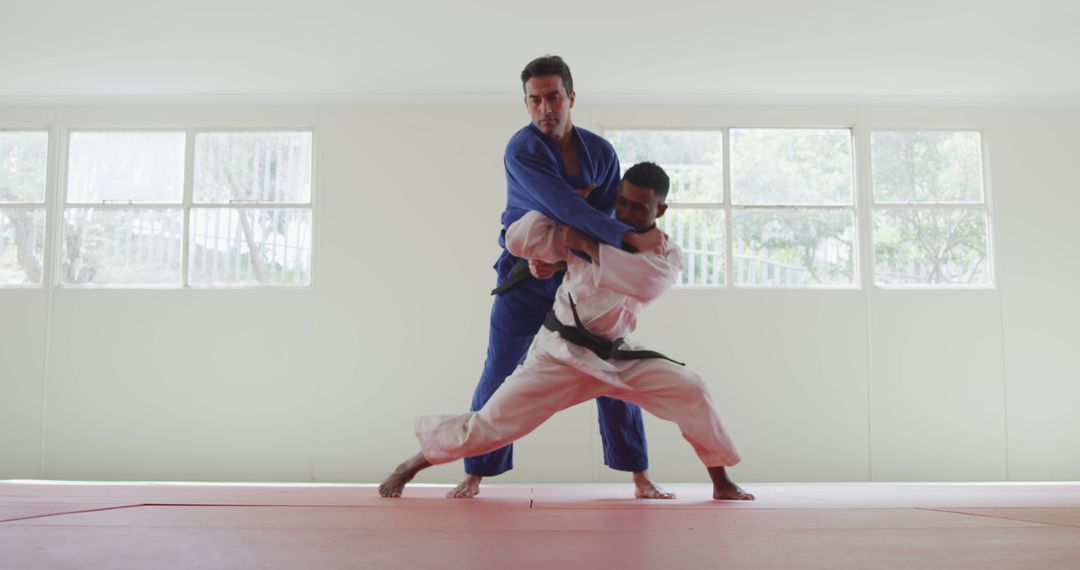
[615,179,667,232]
[524,75,575,137]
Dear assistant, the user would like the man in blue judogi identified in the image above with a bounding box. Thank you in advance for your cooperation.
[447,55,673,499]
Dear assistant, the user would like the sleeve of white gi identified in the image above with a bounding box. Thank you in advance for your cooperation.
[504,211,568,264]
[590,243,684,303]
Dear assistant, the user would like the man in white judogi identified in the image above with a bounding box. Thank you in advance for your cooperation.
[380,162,752,500]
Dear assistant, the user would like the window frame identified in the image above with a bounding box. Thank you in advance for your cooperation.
[55,126,316,289]
[865,128,996,289]
[0,128,53,288]
[604,125,863,289]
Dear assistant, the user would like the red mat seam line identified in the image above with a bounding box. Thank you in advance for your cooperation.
[136,502,533,509]
[0,503,146,524]
[918,507,1080,529]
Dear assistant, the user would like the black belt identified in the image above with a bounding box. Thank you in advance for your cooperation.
[542,293,684,366]
[490,259,532,296]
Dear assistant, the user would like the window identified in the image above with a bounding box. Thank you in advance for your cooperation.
[189,132,312,286]
[731,128,856,287]
[0,131,49,286]
[61,130,313,287]
[870,131,992,286]
[608,128,857,287]
[62,132,185,285]
[607,130,725,286]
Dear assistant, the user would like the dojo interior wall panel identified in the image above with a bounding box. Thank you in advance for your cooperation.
[989,109,1080,481]
[41,290,318,482]
[307,104,522,484]
[619,289,871,483]
[867,290,1008,481]
[0,292,47,479]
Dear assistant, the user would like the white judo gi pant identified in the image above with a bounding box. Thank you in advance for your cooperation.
[416,341,741,469]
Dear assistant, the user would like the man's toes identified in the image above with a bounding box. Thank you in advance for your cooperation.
[636,484,676,499]
[446,485,474,499]
[713,488,755,501]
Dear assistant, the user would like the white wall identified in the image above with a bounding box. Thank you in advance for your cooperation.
[1,101,1078,484]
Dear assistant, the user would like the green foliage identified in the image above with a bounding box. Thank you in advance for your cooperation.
[67,132,185,203]
[870,132,989,284]
[607,131,723,203]
[60,209,182,285]
[659,209,726,285]
[609,128,990,286]
[872,132,982,203]
[0,132,48,203]
[731,129,853,206]
[874,209,989,284]
[734,209,855,286]
[194,132,312,203]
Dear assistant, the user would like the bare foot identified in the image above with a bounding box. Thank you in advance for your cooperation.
[378,452,431,498]
[706,465,754,501]
[712,481,755,501]
[446,474,483,499]
[633,470,676,499]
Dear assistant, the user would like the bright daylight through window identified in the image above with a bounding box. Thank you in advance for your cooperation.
[870,131,992,286]
[609,127,991,288]
[609,128,858,287]
[60,130,313,287]
[0,131,48,286]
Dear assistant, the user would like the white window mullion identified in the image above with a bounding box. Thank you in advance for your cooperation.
[667,203,727,210]
[63,203,186,209]
[722,126,734,288]
[50,123,71,287]
[182,130,195,287]
[980,129,998,287]
[34,125,60,289]
[854,124,874,291]
[871,202,991,211]
[728,204,855,211]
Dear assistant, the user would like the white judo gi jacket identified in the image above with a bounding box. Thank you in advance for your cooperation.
[416,211,741,468]
[507,211,682,388]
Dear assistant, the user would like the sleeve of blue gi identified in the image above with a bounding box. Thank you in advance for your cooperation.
[505,141,631,248]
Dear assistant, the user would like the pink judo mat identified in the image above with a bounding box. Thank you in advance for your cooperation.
[3,481,1080,569]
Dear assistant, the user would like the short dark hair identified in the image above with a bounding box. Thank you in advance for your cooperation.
[521,55,573,95]
[623,162,670,201]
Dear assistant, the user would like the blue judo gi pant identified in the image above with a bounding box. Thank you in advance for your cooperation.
[464,273,649,477]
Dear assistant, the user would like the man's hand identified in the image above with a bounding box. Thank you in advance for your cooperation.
[558,224,590,251]
[528,259,566,280]
[558,224,600,260]
[624,227,668,254]
[574,183,597,199]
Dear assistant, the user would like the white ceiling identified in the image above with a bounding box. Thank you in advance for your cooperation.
[1,0,1078,101]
